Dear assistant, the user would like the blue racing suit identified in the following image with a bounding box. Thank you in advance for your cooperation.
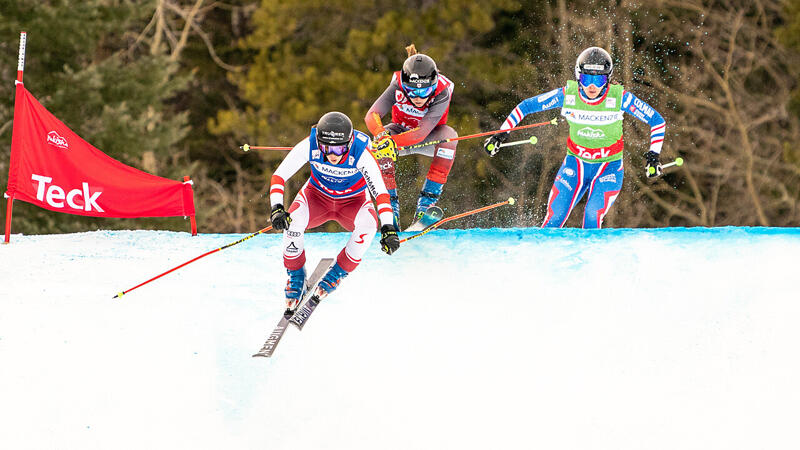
[499,84,666,228]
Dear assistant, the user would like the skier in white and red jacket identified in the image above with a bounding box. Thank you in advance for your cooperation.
[269,112,399,312]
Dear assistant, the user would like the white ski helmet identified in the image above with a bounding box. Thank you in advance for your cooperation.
[574,47,614,80]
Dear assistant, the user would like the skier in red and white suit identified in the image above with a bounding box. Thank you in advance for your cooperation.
[365,46,457,230]
[269,112,399,311]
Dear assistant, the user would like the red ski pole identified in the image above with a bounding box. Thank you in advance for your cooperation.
[113,225,273,298]
[400,198,516,244]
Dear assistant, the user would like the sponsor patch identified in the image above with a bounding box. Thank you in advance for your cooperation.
[565,95,576,106]
[577,127,606,139]
[542,98,559,109]
[605,97,617,109]
[576,147,612,160]
[436,147,455,159]
[599,174,617,183]
[312,149,321,160]
[311,161,359,177]
[46,131,68,149]
[622,92,633,108]
[564,168,575,177]
[537,89,559,103]
[562,108,624,124]
[31,173,103,212]
[633,98,655,118]
[395,90,405,103]
[396,103,426,117]
[558,177,573,191]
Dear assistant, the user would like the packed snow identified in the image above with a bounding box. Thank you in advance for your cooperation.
[1,227,798,450]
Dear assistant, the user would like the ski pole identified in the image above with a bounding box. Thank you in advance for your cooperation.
[648,157,684,176]
[498,135,539,149]
[400,197,516,244]
[398,117,559,152]
[661,157,684,170]
[240,144,292,152]
[113,225,274,298]
[239,118,559,153]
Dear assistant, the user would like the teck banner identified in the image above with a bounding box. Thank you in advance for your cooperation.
[4,46,197,243]
[6,84,196,218]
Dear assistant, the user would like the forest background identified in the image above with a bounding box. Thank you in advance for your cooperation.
[2,0,800,234]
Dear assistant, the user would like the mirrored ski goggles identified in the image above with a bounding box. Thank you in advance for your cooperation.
[402,83,436,98]
[579,73,608,89]
[318,142,350,156]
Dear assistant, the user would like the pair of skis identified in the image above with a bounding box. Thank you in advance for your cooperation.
[252,258,334,358]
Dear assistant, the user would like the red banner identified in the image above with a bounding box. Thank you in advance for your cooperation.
[5,84,195,219]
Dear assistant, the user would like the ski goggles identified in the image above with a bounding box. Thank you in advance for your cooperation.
[579,73,608,89]
[318,142,350,156]
[402,83,436,99]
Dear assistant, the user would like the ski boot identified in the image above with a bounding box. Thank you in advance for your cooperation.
[406,179,443,231]
[315,262,349,299]
[284,266,307,315]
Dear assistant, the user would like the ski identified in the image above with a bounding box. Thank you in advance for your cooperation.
[252,258,334,358]
[251,314,292,358]
[404,206,444,232]
[289,293,324,330]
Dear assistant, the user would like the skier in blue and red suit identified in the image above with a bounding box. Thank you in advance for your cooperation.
[269,112,400,312]
[365,44,457,231]
[484,47,668,228]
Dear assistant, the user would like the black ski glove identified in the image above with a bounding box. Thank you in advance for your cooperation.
[270,204,291,230]
[380,224,400,255]
[483,132,510,157]
[644,150,663,179]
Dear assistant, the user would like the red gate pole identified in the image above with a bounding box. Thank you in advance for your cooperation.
[4,32,27,244]
[3,196,13,244]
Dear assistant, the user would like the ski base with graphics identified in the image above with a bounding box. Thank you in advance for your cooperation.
[404,206,444,232]
[252,258,334,358]
[289,291,326,330]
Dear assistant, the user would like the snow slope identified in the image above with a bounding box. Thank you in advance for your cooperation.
[1,227,798,450]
